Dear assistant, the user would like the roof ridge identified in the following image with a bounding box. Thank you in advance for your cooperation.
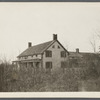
[30,40,53,48]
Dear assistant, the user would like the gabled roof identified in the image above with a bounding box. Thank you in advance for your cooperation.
[18,40,69,57]
[69,51,100,59]
[69,52,83,58]
[69,51,97,56]
[18,40,54,57]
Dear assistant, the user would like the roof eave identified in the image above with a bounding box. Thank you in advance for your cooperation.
[56,40,69,54]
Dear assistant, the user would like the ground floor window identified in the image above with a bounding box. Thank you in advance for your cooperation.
[45,62,52,73]
[46,62,52,68]
[61,61,66,68]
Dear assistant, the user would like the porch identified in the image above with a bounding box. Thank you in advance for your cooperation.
[12,59,42,70]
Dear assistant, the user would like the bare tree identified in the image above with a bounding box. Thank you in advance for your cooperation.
[94,30,100,39]
[90,30,100,53]
[89,34,96,53]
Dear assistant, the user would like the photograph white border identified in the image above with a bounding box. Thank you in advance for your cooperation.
[0,92,100,98]
[0,2,100,98]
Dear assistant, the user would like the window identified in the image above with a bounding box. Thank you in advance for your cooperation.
[45,62,52,73]
[46,62,52,69]
[61,51,66,57]
[61,61,66,68]
[52,45,55,48]
[31,55,33,57]
[19,57,20,59]
[24,56,27,59]
[58,45,60,49]
[45,50,52,57]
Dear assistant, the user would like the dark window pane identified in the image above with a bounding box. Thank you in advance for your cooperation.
[46,62,52,73]
[61,51,66,57]
[52,45,55,48]
[45,62,52,73]
[46,62,52,69]
[58,45,60,49]
[61,61,66,68]
[45,50,52,57]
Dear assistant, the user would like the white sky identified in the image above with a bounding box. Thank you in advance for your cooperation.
[0,3,100,61]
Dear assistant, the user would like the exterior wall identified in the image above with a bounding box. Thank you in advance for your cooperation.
[43,41,68,71]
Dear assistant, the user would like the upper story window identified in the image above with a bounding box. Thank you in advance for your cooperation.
[58,45,60,49]
[20,57,22,59]
[24,56,27,59]
[45,50,52,57]
[18,57,20,59]
[61,51,66,57]
[52,45,55,48]
[31,55,33,57]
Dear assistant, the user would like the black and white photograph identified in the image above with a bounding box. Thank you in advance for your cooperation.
[0,3,100,95]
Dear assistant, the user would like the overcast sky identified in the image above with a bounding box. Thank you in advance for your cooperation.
[0,3,100,61]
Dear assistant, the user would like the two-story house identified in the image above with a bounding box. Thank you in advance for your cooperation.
[13,34,69,72]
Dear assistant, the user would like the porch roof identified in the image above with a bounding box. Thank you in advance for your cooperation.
[13,59,41,63]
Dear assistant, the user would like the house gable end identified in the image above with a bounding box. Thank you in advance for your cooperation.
[42,40,69,54]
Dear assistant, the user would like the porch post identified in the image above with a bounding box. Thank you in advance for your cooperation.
[17,62,20,68]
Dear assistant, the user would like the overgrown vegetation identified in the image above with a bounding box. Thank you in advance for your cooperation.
[0,54,100,92]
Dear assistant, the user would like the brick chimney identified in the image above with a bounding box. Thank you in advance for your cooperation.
[76,48,79,53]
[28,42,32,48]
[53,34,57,40]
